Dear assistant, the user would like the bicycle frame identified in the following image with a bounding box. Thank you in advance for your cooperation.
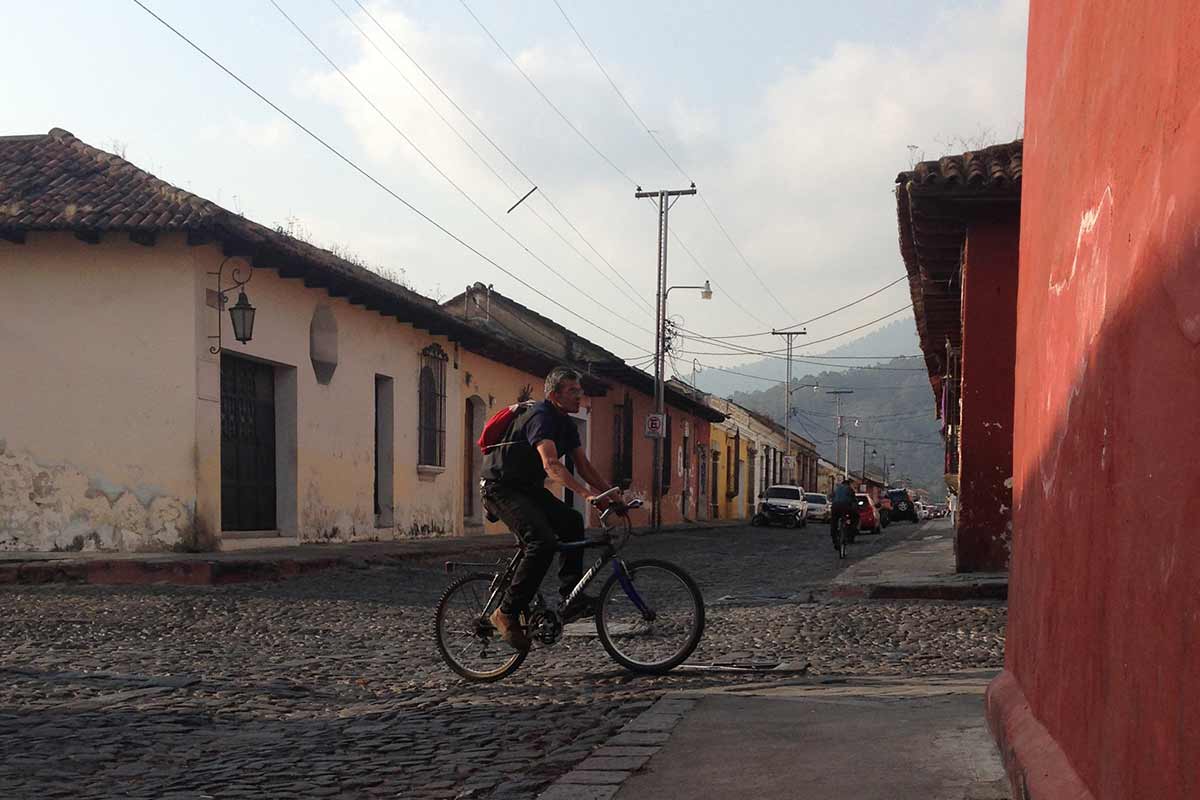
[444,535,654,624]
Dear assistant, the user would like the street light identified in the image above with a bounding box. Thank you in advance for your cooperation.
[207,256,256,354]
[653,281,714,529]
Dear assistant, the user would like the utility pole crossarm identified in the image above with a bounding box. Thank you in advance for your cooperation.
[635,187,696,199]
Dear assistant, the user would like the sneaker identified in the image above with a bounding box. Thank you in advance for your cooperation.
[560,594,598,622]
[489,608,531,651]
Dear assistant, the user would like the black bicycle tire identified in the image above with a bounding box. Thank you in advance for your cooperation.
[595,559,705,674]
[837,520,847,559]
[435,572,527,682]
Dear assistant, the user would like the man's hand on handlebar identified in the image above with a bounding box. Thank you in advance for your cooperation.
[588,487,627,514]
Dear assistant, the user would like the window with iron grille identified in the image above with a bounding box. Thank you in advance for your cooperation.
[418,344,448,467]
[612,392,634,485]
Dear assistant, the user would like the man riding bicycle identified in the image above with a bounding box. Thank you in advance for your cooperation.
[480,367,620,651]
[830,477,859,551]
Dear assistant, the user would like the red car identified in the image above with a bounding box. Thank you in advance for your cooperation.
[856,494,881,534]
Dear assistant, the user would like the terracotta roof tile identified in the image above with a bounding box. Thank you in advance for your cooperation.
[0,127,583,376]
[895,140,1023,404]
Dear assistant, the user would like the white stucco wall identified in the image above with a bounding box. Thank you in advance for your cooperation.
[0,233,199,551]
[0,232,480,552]
[190,243,465,545]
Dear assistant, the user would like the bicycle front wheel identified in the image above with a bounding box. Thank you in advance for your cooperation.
[435,573,526,682]
[596,559,705,674]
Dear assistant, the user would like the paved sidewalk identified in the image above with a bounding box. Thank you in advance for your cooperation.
[831,519,1008,600]
[0,519,745,585]
[540,673,1011,800]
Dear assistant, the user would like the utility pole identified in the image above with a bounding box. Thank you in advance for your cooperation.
[826,389,854,480]
[771,329,806,484]
[636,184,696,531]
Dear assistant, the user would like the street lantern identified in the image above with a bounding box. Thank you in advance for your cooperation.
[207,256,256,354]
[700,280,713,300]
[229,290,256,344]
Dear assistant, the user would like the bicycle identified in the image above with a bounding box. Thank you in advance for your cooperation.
[434,488,706,682]
[832,509,858,560]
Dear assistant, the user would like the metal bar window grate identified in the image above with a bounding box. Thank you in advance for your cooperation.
[418,344,448,467]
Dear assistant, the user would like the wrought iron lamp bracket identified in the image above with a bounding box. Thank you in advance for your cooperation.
[207,256,254,355]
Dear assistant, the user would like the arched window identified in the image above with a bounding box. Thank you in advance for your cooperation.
[418,344,447,466]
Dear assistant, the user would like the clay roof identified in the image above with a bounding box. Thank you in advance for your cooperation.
[895,140,1022,403]
[444,287,725,423]
[0,128,588,377]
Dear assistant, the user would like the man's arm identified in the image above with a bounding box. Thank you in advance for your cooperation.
[535,440,598,499]
[569,446,614,497]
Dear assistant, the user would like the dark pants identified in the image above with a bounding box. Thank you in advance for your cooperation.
[830,501,857,544]
[482,485,585,614]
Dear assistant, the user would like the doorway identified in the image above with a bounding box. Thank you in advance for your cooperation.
[463,395,487,527]
[220,354,277,531]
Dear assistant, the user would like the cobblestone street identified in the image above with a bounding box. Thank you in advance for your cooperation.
[0,523,1006,799]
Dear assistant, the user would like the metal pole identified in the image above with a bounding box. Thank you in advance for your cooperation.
[635,185,695,531]
[771,330,806,485]
[827,389,854,480]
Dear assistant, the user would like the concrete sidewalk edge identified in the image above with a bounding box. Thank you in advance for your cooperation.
[0,519,746,586]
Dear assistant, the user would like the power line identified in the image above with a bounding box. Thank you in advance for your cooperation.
[460,0,773,333]
[131,0,652,357]
[330,0,654,321]
[271,1,657,338]
[688,361,923,390]
[678,305,917,359]
[699,275,912,340]
[668,228,774,328]
[347,0,655,317]
[552,0,791,321]
[459,0,638,187]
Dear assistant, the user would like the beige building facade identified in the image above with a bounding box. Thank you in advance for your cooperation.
[0,129,565,552]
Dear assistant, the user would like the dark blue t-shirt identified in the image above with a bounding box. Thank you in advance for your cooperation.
[481,400,581,490]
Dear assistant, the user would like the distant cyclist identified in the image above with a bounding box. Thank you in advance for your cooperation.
[829,477,858,551]
[480,367,619,651]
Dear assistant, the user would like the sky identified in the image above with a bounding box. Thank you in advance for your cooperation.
[1,0,1028,377]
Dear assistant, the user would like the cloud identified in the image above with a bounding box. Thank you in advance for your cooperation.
[291,0,1027,360]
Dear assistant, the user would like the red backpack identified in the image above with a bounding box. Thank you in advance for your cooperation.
[477,401,534,454]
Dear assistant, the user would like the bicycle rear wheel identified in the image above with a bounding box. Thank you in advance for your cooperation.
[837,521,847,559]
[435,572,526,682]
[596,559,705,674]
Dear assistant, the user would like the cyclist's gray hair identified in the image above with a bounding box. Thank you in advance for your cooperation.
[545,366,581,396]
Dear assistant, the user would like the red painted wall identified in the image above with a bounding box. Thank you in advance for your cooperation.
[1002,3,1200,798]
[588,388,710,527]
[957,222,1018,572]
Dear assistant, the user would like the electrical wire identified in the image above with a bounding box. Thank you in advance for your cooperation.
[347,0,656,317]
[271,1,657,338]
[460,0,776,332]
[459,0,638,187]
[130,0,653,357]
[687,361,924,390]
[551,0,791,320]
[699,275,912,339]
[676,305,917,360]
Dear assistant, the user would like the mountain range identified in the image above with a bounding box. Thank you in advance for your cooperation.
[681,318,945,496]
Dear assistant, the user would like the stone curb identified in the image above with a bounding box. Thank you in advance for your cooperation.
[830,579,1008,601]
[0,520,747,587]
[536,695,699,799]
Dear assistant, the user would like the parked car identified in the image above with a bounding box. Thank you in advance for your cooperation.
[753,485,809,528]
[877,495,893,528]
[804,492,831,522]
[856,493,881,534]
[886,489,919,523]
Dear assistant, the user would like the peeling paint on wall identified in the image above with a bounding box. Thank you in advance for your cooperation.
[0,442,193,552]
